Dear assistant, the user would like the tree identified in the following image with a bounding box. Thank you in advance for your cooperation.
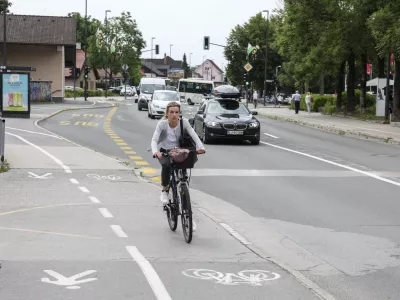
[182,53,190,78]
[224,13,283,92]
[0,0,11,13]
[88,12,145,86]
[367,0,400,121]
[68,12,101,52]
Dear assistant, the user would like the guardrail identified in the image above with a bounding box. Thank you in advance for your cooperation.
[0,117,5,163]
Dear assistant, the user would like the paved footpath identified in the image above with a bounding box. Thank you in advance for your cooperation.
[254,105,400,147]
[0,105,321,299]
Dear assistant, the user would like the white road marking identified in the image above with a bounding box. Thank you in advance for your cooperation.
[89,196,101,204]
[79,187,90,193]
[70,178,79,184]
[28,172,52,179]
[5,132,71,173]
[110,225,128,238]
[41,270,98,289]
[126,246,172,300]
[261,141,400,188]
[6,127,63,139]
[98,208,113,218]
[264,133,279,139]
[220,223,251,245]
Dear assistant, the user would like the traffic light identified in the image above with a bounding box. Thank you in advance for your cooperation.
[204,36,210,50]
[155,44,159,55]
[84,67,89,79]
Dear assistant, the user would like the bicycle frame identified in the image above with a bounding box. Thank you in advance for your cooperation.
[168,158,189,215]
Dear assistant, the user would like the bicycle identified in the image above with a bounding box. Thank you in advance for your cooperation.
[154,148,199,243]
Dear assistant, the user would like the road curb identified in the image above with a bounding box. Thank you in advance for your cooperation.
[259,112,400,147]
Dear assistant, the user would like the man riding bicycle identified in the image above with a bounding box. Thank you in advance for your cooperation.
[151,102,206,228]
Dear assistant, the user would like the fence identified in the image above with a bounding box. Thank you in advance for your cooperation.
[0,117,5,163]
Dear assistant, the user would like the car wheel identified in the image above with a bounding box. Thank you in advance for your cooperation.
[187,99,192,105]
[138,104,142,111]
[135,99,138,103]
[251,139,260,145]
[147,109,151,118]
[203,126,211,144]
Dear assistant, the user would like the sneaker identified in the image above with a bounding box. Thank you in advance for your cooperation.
[192,220,197,232]
[160,191,169,205]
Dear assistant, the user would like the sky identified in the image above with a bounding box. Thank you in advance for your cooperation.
[10,0,279,71]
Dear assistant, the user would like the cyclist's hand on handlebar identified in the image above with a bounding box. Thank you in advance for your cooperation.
[154,152,162,159]
[197,149,206,154]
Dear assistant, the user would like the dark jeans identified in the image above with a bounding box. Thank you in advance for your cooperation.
[158,155,171,187]
[295,101,300,113]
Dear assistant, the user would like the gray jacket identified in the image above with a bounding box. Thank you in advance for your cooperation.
[151,118,205,155]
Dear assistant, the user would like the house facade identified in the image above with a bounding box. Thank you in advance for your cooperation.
[65,49,97,90]
[141,54,183,84]
[0,14,76,102]
[194,59,224,82]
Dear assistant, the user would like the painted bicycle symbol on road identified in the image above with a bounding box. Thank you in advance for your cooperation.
[182,269,281,286]
[87,174,121,181]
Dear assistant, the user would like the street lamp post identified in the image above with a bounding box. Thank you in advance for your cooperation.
[84,0,88,101]
[105,9,111,98]
[202,55,206,79]
[3,5,7,66]
[189,53,193,68]
[151,37,155,77]
[263,10,269,105]
[170,44,173,58]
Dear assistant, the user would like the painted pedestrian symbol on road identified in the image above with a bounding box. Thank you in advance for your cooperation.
[28,172,52,179]
[41,270,98,289]
[182,269,280,286]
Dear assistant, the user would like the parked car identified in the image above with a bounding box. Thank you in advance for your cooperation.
[189,98,260,145]
[120,86,136,97]
[137,78,166,110]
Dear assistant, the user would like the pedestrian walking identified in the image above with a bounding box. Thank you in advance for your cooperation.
[253,90,258,109]
[292,91,301,114]
[305,92,312,114]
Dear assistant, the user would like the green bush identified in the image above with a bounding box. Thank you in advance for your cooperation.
[290,94,336,112]
[64,89,119,98]
[342,89,375,107]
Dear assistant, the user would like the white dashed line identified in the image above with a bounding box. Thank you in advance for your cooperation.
[264,133,279,139]
[79,187,90,193]
[98,208,113,218]
[220,223,251,245]
[89,196,101,204]
[70,178,79,184]
[126,246,172,300]
[110,225,128,238]
[261,141,400,188]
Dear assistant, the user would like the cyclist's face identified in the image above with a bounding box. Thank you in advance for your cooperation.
[167,106,180,121]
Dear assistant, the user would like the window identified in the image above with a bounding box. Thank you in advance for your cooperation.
[141,84,165,94]
[193,82,213,94]
[207,101,250,115]
[153,91,179,101]
[179,82,194,93]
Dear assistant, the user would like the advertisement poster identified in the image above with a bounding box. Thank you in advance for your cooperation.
[168,68,184,79]
[2,73,29,112]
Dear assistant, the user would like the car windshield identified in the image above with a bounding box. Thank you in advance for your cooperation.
[207,101,250,115]
[153,92,179,101]
[141,84,165,94]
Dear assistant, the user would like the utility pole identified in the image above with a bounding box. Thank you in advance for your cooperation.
[151,37,155,77]
[385,52,391,123]
[84,0,88,101]
[3,4,7,66]
[105,10,111,98]
[263,10,269,105]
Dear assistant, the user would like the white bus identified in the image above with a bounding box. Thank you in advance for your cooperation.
[178,78,214,105]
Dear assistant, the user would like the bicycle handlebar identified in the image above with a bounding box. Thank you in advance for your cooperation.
[152,148,204,159]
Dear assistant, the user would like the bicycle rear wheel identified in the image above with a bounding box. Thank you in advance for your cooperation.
[180,184,193,243]
[167,188,178,231]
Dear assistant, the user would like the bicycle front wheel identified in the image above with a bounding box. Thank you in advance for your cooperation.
[167,188,178,231]
[180,184,193,243]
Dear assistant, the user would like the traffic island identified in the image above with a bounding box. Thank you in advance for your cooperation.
[0,160,10,173]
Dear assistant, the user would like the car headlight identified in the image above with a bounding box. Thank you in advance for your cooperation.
[153,104,160,108]
[206,121,221,128]
[249,122,260,128]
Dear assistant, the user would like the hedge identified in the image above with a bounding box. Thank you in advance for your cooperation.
[290,89,376,113]
[64,90,119,98]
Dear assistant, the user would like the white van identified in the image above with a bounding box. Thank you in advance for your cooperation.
[137,78,166,111]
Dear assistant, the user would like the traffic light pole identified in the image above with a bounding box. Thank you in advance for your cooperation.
[84,0,88,101]
[124,52,127,100]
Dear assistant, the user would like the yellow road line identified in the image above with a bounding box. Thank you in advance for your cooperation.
[135,161,150,166]
[120,147,132,150]
[114,139,124,143]
[151,176,161,182]
[125,151,136,154]
[116,142,128,146]
[129,156,143,160]
[0,227,101,239]
[142,168,157,174]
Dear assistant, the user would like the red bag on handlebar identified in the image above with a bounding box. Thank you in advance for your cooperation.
[168,148,190,163]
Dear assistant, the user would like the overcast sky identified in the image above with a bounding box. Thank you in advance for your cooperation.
[11,0,279,70]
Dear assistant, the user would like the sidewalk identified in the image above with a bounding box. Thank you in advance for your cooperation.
[253,105,400,147]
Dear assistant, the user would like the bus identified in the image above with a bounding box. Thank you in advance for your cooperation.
[178,78,214,105]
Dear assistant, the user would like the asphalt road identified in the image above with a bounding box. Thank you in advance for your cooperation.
[38,98,400,300]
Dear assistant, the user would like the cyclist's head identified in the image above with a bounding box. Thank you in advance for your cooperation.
[163,101,181,121]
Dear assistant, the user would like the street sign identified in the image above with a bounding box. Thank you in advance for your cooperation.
[122,64,129,71]
[244,63,252,72]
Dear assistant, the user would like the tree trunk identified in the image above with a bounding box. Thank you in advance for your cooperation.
[392,57,400,122]
[360,53,367,113]
[336,60,346,112]
[378,55,385,78]
[346,49,356,114]
[319,72,325,95]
